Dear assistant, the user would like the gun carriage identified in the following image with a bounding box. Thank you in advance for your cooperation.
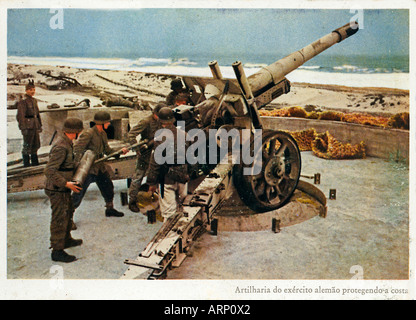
[122,22,359,279]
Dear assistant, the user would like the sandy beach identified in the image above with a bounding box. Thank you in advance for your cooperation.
[5,62,410,285]
[6,62,409,155]
[7,63,409,117]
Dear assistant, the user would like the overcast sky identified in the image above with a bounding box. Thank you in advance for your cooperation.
[7,9,409,59]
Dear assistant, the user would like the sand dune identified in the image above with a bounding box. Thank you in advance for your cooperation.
[7,63,409,118]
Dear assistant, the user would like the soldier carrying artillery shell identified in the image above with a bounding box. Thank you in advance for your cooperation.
[44,117,84,263]
[72,111,129,220]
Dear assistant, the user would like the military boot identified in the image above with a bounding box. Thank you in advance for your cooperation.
[51,249,77,263]
[30,154,39,166]
[105,202,124,217]
[128,198,140,213]
[22,154,30,167]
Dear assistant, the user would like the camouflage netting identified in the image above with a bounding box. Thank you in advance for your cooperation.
[387,112,410,130]
[341,112,390,127]
[286,129,366,160]
[260,106,409,130]
[311,131,366,160]
[286,128,316,151]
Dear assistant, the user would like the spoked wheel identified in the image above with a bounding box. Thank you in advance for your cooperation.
[233,129,302,213]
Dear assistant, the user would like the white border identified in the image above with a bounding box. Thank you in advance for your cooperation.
[0,0,414,300]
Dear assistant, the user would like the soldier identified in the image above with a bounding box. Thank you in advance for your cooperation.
[72,111,129,217]
[16,80,42,167]
[147,107,190,222]
[126,103,166,212]
[166,78,192,106]
[45,117,84,263]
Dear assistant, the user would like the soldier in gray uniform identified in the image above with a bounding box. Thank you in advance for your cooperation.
[147,107,190,222]
[45,118,84,263]
[16,80,42,167]
[72,111,128,217]
[126,103,166,212]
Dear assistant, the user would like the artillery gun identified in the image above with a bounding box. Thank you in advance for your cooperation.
[122,21,359,279]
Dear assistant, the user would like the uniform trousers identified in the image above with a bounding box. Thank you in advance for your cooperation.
[46,190,74,250]
[128,165,147,202]
[21,129,40,155]
[72,171,114,209]
[158,182,188,220]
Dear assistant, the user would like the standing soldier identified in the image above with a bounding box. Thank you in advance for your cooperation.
[147,107,190,222]
[127,103,166,212]
[72,110,129,218]
[16,80,42,167]
[45,117,84,263]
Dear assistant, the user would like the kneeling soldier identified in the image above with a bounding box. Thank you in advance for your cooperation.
[127,103,165,212]
[45,118,84,263]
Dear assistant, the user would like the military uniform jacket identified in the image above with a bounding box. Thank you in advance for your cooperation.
[73,126,116,176]
[147,124,189,185]
[128,115,161,165]
[44,133,75,192]
[16,94,42,131]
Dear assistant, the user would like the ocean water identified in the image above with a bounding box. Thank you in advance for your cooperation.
[7,54,408,74]
[7,54,409,90]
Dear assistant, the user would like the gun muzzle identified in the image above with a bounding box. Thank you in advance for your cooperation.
[333,21,359,42]
[232,61,254,100]
[248,21,359,97]
[209,60,223,79]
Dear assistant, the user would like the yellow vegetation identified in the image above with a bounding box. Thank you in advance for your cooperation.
[387,112,409,129]
[260,106,409,130]
[286,128,316,151]
[285,129,366,160]
[311,131,366,160]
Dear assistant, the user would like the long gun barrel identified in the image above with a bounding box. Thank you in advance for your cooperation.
[247,21,359,100]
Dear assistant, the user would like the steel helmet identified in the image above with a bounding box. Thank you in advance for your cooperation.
[158,107,175,124]
[153,102,168,115]
[93,110,111,124]
[63,117,84,133]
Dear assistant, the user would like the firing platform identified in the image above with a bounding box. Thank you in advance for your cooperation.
[6,151,409,280]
